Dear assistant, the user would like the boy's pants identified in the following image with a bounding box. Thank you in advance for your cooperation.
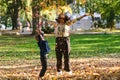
[39,54,47,77]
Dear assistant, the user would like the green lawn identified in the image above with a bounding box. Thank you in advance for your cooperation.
[0,34,120,61]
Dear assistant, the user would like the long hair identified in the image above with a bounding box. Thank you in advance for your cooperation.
[56,13,70,23]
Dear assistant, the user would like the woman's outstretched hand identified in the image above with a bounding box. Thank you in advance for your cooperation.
[84,13,91,16]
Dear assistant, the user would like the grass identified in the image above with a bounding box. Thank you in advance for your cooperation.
[70,34,120,58]
[0,34,120,61]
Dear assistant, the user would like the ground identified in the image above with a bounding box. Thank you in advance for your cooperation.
[0,58,120,80]
[0,29,120,80]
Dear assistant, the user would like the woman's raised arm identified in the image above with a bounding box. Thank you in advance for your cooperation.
[66,13,90,26]
[40,16,57,28]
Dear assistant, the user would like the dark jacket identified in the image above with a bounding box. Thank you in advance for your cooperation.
[37,33,50,55]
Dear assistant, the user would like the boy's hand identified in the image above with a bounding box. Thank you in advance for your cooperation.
[36,29,40,34]
[40,16,43,18]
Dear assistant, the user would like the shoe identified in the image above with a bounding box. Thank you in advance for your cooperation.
[38,76,44,80]
[38,77,41,80]
[66,71,72,75]
[57,71,62,76]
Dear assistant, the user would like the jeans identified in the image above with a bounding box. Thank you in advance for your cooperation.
[55,37,70,72]
[39,54,47,77]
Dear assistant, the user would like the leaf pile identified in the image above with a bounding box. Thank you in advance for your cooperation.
[0,58,120,80]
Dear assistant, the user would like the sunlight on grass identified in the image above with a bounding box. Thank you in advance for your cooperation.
[0,34,120,60]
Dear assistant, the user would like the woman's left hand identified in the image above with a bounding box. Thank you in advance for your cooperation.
[84,13,91,16]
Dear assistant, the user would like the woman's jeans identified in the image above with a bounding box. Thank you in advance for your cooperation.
[55,37,70,72]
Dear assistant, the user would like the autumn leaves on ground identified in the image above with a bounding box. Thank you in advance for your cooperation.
[0,58,120,80]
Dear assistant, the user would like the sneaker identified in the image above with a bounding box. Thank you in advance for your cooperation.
[38,77,43,80]
[66,71,72,75]
[57,71,62,76]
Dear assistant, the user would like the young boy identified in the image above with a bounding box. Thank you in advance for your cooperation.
[35,27,50,79]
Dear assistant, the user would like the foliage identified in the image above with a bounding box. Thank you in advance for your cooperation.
[0,0,10,27]
[31,0,74,34]
[19,0,32,25]
[1,0,120,32]
[0,0,27,29]
[0,0,32,29]
[85,0,120,29]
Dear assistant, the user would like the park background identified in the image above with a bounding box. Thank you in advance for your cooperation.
[0,0,120,80]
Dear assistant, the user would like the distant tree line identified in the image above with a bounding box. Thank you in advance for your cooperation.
[0,0,120,34]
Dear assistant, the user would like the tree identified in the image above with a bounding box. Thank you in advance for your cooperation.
[0,0,9,28]
[19,0,32,29]
[0,0,32,30]
[85,0,120,30]
[5,0,24,30]
[31,0,40,34]
[31,0,74,34]
[97,0,120,30]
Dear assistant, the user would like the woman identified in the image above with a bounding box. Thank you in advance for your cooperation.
[53,13,89,75]
[42,12,89,75]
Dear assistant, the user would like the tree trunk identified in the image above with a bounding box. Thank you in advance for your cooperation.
[32,0,39,35]
[107,9,115,30]
[11,1,19,30]
[5,18,8,29]
[12,15,18,30]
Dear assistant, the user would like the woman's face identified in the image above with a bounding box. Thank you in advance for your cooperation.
[59,19,65,24]
[57,14,66,24]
